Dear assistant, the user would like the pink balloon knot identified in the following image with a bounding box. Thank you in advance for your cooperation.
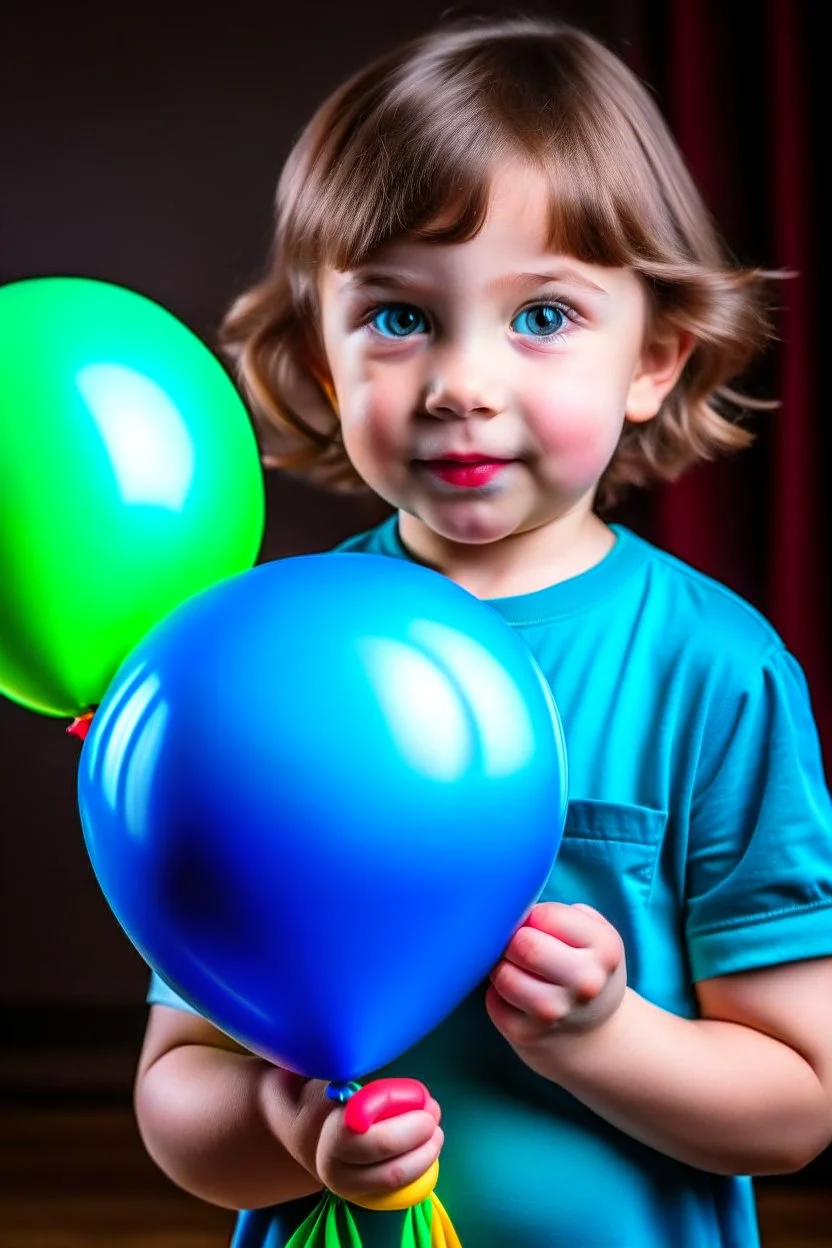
[344,1077,430,1133]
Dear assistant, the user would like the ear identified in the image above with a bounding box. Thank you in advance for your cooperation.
[625,329,695,425]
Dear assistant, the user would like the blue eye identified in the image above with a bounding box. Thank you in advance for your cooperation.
[370,305,428,338]
[511,304,567,338]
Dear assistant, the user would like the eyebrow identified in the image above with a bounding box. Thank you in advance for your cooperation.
[493,269,609,296]
[340,266,609,297]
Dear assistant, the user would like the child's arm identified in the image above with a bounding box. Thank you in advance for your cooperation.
[134,1004,443,1210]
[487,902,832,1176]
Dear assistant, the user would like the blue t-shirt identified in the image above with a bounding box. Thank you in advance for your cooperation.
[148,519,832,1247]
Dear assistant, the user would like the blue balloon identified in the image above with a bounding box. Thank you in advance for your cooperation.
[78,553,567,1080]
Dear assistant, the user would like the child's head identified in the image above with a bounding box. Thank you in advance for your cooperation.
[223,16,777,537]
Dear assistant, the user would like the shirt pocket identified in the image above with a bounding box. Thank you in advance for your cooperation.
[539,798,667,922]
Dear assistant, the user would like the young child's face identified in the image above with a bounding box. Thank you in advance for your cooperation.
[318,161,659,548]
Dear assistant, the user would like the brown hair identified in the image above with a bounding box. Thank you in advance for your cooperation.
[221,15,782,508]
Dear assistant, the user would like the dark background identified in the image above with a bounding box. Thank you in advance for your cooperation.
[1,0,829,1202]
[0,0,637,1027]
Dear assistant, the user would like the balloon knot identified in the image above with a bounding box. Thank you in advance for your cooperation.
[325,1080,362,1104]
[67,711,95,741]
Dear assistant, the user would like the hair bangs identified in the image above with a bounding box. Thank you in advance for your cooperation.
[283,83,514,273]
[281,18,687,279]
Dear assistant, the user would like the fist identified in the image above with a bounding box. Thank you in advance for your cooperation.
[315,1083,443,1204]
[486,902,626,1051]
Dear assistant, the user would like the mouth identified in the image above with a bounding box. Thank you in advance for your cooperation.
[415,454,515,489]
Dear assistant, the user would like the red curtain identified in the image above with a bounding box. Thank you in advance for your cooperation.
[620,0,829,765]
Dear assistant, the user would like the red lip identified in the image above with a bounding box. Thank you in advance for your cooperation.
[419,457,512,488]
[421,452,510,463]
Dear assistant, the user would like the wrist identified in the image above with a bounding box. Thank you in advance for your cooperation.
[516,987,637,1085]
[258,1065,331,1181]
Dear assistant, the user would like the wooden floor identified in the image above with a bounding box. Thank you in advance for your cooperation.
[0,1103,829,1247]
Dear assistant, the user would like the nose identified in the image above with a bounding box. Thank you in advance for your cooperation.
[423,341,506,420]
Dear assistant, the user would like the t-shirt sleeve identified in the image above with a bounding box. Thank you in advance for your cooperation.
[686,645,832,981]
[146,968,201,1014]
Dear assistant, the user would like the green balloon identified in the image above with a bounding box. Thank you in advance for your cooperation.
[0,276,265,717]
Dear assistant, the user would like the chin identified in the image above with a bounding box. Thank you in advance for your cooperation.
[429,510,522,547]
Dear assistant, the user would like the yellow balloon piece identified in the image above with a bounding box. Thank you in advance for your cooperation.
[429,1192,463,1247]
[348,1159,440,1211]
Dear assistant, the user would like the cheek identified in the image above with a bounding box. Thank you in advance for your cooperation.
[340,376,408,466]
[528,375,628,472]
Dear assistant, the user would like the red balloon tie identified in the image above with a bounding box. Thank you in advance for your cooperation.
[67,711,94,741]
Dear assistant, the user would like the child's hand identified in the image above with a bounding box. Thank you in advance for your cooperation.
[486,902,627,1054]
[313,1088,444,1204]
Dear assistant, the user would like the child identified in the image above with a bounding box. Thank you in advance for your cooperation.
[135,16,832,1247]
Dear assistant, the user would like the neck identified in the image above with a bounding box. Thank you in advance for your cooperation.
[397,505,615,599]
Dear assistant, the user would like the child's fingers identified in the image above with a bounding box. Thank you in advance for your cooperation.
[484,982,548,1046]
[526,901,608,944]
[502,925,614,999]
[571,902,608,922]
[489,957,575,1023]
[330,1108,440,1166]
[328,1127,445,1199]
[522,904,623,974]
[424,1095,442,1125]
